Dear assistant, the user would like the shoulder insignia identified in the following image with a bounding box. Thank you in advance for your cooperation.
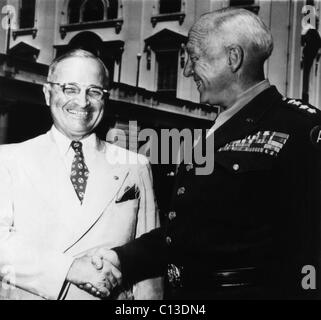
[282,97,319,115]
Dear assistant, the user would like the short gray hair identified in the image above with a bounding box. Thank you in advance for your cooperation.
[47,49,109,87]
[194,7,273,64]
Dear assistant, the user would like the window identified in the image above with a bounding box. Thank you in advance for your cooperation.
[159,0,181,14]
[68,0,118,23]
[145,29,186,96]
[306,0,315,5]
[151,0,184,27]
[107,0,118,19]
[68,0,82,23]
[229,0,259,14]
[230,0,255,6]
[19,0,36,29]
[83,0,105,22]
[157,51,178,97]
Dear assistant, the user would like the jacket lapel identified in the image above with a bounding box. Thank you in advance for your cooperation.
[25,132,80,212]
[63,142,130,253]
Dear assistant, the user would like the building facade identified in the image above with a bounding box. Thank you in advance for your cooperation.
[0,0,320,214]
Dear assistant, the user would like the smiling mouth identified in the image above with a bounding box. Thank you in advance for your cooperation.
[66,109,90,119]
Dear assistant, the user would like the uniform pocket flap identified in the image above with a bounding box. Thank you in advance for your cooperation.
[215,151,274,173]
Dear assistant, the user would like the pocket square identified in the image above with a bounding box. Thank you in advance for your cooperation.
[115,185,140,203]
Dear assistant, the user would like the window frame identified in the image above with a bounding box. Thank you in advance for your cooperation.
[12,0,38,39]
[151,0,185,27]
[158,0,182,15]
[229,0,260,14]
[68,0,119,24]
[155,49,179,97]
[80,0,108,23]
[68,0,82,24]
[61,0,122,38]
[19,0,36,29]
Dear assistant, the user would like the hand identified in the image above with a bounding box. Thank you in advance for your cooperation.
[90,249,122,296]
[91,248,121,272]
[66,254,121,298]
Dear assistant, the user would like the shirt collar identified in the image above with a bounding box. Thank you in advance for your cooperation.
[51,125,98,157]
[206,79,271,137]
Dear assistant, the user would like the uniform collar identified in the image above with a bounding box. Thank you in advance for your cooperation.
[213,85,282,150]
[223,79,271,117]
[207,79,271,137]
[51,125,99,157]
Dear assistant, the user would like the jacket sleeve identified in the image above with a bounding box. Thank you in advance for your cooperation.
[114,160,168,298]
[130,161,165,300]
[0,151,74,300]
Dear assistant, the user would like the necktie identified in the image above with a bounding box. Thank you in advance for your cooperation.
[70,141,89,204]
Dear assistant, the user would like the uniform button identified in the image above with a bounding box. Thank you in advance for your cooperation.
[167,171,175,177]
[166,236,172,245]
[186,164,193,172]
[177,187,186,195]
[233,164,239,171]
[168,211,177,221]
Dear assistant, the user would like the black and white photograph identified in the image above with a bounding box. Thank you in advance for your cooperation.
[0,0,320,305]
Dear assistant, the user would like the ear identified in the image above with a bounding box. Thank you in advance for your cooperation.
[227,45,244,73]
[43,83,51,106]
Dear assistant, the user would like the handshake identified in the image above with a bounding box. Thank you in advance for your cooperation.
[66,248,122,298]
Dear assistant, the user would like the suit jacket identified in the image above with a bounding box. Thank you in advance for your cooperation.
[114,86,321,299]
[0,129,163,300]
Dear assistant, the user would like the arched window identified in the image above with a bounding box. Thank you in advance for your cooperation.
[159,0,181,14]
[19,0,36,29]
[68,0,82,23]
[83,0,105,22]
[107,0,118,19]
[67,0,118,24]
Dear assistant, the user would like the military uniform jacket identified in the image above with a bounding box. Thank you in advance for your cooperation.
[114,86,321,298]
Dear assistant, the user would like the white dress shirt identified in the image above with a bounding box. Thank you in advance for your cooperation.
[51,125,100,174]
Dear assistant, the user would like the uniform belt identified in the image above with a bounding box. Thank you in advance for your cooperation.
[167,264,269,289]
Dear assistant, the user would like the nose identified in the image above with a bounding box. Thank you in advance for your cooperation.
[74,89,90,108]
[183,57,193,78]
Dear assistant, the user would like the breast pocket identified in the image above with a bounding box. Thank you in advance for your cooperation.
[114,198,139,210]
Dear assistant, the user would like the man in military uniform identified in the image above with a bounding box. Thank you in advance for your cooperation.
[93,8,321,299]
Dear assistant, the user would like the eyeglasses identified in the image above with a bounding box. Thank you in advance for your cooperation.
[47,82,109,101]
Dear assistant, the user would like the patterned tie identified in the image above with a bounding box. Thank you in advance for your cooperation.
[70,141,89,204]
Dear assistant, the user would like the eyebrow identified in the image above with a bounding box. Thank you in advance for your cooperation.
[63,82,105,88]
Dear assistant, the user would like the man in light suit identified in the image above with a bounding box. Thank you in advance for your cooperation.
[0,49,163,300]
